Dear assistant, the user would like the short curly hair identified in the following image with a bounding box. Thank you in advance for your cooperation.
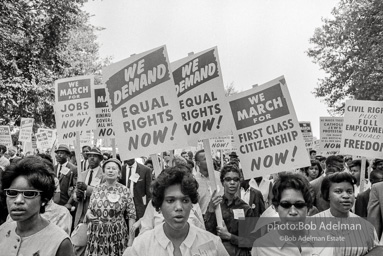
[2,156,55,213]
[151,165,199,211]
[272,173,313,209]
[321,172,357,202]
[220,164,241,183]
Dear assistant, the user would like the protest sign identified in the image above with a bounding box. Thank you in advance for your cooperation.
[171,47,234,145]
[35,132,50,149]
[19,118,34,143]
[0,126,12,147]
[227,76,309,179]
[54,75,96,142]
[37,128,56,149]
[103,46,188,160]
[340,100,383,158]
[299,122,313,150]
[209,136,232,151]
[320,117,343,155]
[94,84,115,139]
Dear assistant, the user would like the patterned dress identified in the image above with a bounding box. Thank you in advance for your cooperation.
[85,183,136,256]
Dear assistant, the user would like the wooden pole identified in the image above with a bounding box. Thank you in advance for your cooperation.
[74,132,85,182]
[360,157,366,193]
[203,139,223,228]
[111,138,116,158]
[151,153,161,178]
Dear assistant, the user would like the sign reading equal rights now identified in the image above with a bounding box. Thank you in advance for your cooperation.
[103,46,188,160]
[227,76,309,179]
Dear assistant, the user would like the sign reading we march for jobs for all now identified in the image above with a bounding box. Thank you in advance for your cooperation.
[340,100,383,158]
[103,46,188,160]
[227,76,309,179]
[54,75,96,143]
[171,47,234,145]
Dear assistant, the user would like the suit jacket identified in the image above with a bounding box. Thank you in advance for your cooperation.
[367,182,383,240]
[247,188,266,217]
[119,162,152,220]
[54,162,78,206]
[355,188,370,218]
[74,166,104,227]
[80,159,88,172]
[310,175,330,212]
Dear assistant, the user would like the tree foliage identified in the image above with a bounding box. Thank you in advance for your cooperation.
[225,81,240,96]
[0,0,109,130]
[307,0,383,115]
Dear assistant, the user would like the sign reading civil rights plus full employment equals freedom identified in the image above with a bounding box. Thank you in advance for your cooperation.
[227,76,309,179]
[171,47,234,146]
[103,46,188,160]
[340,100,383,158]
[54,75,96,143]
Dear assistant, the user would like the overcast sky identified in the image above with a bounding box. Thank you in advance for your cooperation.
[83,0,338,138]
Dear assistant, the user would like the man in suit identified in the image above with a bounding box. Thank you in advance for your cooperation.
[367,161,383,240]
[73,147,104,256]
[356,170,383,218]
[54,144,77,207]
[310,155,344,212]
[120,158,152,220]
[73,147,104,227]
[80,145,91,171]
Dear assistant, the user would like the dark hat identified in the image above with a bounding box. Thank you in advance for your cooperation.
[229,151,238,158]
[102,158,122,170]
[374,159,383,165]
[55,144,71,154]
[86,147,103,156]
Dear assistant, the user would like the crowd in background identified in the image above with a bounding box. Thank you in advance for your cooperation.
[1,144,383,255]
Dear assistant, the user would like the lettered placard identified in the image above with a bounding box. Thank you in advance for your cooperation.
[54,75,96,142]
[299,122,313,150]
[103,46,188,160]
[0,126,12,147]
[340,100,383,158]
[94,84,115,139]
[19,118,34,143]
[227,76,309,179]
[320,117,343,155]
[171,47,234,145]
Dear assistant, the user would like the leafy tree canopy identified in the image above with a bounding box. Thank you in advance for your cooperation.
[0,0,109,130]
[307,0,383,115]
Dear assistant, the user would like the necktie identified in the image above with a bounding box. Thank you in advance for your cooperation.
[88,169,93,185]
[83,160,87,171]
[58,165,62,178]
[127,166,132,188]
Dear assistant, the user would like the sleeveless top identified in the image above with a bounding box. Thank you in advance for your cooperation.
[0,221,69,256]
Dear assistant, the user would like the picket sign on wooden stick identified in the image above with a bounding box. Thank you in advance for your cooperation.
[203,139,223,228]
[151,153,162,178]
[111,138,116,158]
[360,157,367,193]
[169,150,175,167]
[75,133,85,182]
[220,149,224,168]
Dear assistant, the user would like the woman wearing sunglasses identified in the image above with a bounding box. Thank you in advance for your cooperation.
[313,172,380,256]
[0,157,74,256]
[252,173,333,256]
[205,164,255,256]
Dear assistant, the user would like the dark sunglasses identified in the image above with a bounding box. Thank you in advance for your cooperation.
[279,201,307,209]
[4,189,42,199]
[223,177,240,182]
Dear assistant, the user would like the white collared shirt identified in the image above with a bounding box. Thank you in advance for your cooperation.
[123,223,228,256]
[126,162,138,196]
[85,167,101,187]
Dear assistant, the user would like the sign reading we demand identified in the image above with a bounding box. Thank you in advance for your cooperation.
[103,46,188,160]
[340,100,383,158]
[171,47,233,145]
[227,76,309,179]
[54,75,96,141]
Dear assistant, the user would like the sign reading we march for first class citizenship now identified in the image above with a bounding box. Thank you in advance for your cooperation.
[171,47,234,145]
[340,100,383,158]
[103,46,188,160]
[54,75,96,142]
[227,76,309,179]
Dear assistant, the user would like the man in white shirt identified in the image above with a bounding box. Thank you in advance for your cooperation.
[80,145,91,171]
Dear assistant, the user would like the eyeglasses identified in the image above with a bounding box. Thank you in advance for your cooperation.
[223,177,240,182]
[279,201,307,209]
[4,189,42,199]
